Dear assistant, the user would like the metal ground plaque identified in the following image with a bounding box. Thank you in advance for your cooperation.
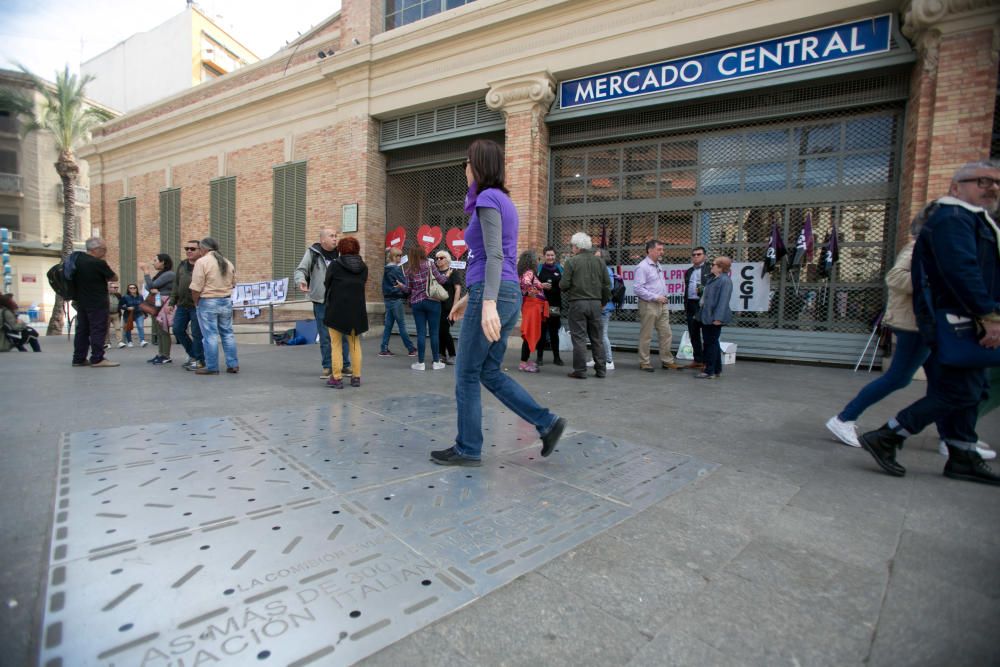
[40,395,717,666]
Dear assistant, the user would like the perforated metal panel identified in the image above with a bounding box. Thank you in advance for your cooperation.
[40,396,716,666]
[380,100,504,151]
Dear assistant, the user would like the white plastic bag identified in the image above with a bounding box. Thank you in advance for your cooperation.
[676,331,694,360]
[557,327,573,352]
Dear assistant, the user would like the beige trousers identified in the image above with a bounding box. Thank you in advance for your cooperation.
[637,300,674,366]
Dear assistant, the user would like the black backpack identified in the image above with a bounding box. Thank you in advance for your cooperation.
[610,272,626,310]
[46,251,82,300]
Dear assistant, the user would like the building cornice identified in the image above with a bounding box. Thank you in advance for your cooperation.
[902,0,1000,41]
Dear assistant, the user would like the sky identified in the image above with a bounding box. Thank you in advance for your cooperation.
[0,0,342,79]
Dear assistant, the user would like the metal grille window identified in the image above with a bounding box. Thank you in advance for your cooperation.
[272,162,306,298]
[384,0,476,32]
[158,188,180,261]
[386,162,469,260]
[210,177,236,265]
[380,99,503,149]
[118,197,137,288]
[549,106,902,341]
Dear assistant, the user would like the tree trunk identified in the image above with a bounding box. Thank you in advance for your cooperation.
[46,152,80,335]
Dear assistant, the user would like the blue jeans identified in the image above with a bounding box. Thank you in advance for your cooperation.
[600,310,613,363]
[173,305,203,362]
[123,313,145,343]
[701,323,723,375]
[381,298,414,353]
[197,298,239,371]
[411,299,441,363]
[453,281,559,460]
[839,329,929,422]
[313,302,349,370]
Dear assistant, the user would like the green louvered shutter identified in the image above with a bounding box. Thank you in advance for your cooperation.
[210,177,236,265]
[159,188,181,262]
[118,197,137,288]
[272,162,307,298]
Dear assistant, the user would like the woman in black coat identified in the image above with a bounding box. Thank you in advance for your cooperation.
[323,236,368,388]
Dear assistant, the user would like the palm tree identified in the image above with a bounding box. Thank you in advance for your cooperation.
[0,65,113,334]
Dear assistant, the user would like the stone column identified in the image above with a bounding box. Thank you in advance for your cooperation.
[486,73,556,254]
[898,0,1000,240]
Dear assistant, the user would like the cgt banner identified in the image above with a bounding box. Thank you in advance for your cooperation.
[619,262,771,311]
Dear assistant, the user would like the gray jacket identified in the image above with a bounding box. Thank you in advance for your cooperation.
[699,273,733,325]
[293,244,336,303]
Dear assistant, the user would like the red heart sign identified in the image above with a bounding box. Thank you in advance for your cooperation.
[385,227,406,251]
[446,228,467,259]
[417,225,442,254]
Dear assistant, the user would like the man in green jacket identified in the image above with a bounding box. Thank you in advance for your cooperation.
[560,232,611,379]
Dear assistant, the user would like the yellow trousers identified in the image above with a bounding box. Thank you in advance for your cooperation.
[328,328,362,379]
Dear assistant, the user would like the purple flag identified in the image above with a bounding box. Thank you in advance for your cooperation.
[789,212,814,269]
[818,221,840,279]
[761,222,787,277]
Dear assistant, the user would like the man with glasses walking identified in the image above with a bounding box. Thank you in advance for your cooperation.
[859,161,1000,486]
[171,240,205,370]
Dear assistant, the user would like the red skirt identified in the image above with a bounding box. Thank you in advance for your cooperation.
[521,297,549,353]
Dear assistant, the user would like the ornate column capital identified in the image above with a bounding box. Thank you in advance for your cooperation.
[485,72,556,117]
[903,0,1000,41]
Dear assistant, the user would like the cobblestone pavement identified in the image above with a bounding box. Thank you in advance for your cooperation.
[1,336,998,666]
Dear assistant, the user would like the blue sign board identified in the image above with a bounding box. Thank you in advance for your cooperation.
[559,15,892,109]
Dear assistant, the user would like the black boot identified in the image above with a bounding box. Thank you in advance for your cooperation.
[536,352,544,367]
[859,425,906,477]
[943,445,1000,486]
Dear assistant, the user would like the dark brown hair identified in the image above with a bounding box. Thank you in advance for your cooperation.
[0,293,16,311]
[337,236,360,255]
[468,139,508,194]
[406,245,427,275]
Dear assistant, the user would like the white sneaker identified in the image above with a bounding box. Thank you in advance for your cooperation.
[431,361,446,370]
[605,361,615,370]
[127,342,134,348]
[140,340,149,347]
[939,440,997,460]
[117,342,126,349]
[410,362,425,371]
[586,360,595,367]
[826,416,860,448]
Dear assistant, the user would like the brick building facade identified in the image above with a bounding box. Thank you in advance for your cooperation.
[82,0,1000,363]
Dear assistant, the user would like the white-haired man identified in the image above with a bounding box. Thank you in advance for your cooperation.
[559,232,611,379]
[860,160,1000,486]
[633,238,681,372]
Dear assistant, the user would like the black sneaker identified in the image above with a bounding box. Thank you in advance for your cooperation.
[147,355,162,364]
[540,417,567,457]
[859,425,906,477]
[154,356,172,365]
[72,360,91,367]
[430,447,482,467]
[553,358,564,366]
[943,446,1000,486]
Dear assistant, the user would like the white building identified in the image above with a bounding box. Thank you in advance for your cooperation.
[81,3,258,113]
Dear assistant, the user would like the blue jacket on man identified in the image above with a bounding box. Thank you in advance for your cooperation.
[912,196,1000,341]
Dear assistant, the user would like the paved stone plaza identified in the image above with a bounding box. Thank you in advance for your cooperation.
[2,336,998,666]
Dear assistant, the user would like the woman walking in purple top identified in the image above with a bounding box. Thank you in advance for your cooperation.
[430,139,566,466]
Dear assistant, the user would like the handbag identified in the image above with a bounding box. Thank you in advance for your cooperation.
[933,310,1000,368]
[425,262,448,302]
[124,310,135,332]
[138,293,160,316]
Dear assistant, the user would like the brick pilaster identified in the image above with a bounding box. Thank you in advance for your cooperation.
[486,73,556,255]
[899,0,1000,244]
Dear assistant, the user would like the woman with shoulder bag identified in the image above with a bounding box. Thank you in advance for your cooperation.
[140,253,175,364]
[400,245,448,371]
[695,255,734,380]
[120,284,146,347]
